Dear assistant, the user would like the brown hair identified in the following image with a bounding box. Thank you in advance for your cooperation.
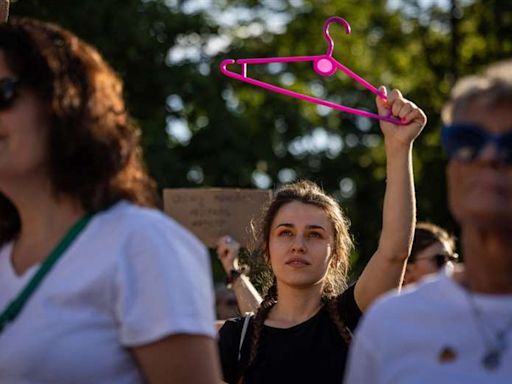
[409,222,456,263]
[0,18,157,244]
[442,59,512,124]
[240,180,354,382]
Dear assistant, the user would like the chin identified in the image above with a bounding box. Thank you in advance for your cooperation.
[280,275,324,290]
[453,196,511,226]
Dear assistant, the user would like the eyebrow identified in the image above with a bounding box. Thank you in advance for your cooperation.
[274,223,326,231]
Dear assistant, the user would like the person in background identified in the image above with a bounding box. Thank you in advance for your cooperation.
[215,236,263,331]
[345,60,512,384]
[404,222,458,285]
[216,284,242,320]
[216,84,427,384]
[216,236,263,316]
[0,18,220,383]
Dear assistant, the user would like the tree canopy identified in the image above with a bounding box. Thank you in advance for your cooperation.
[11,0,512,279]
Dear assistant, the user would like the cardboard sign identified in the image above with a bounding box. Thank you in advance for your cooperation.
[163,188,272,248]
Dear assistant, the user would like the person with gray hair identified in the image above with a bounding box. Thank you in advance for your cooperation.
[344,60,512,384]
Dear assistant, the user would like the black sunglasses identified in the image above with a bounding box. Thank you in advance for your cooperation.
[0,77,20,110]
[441,123,512,165]
[415,253,458,269]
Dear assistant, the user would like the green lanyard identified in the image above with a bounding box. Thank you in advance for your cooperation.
[0,214,93,333]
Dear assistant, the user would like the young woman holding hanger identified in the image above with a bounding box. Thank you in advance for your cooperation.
[216,88,427,383]
[0,18,220,383]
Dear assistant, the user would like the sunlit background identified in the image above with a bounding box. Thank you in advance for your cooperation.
[11,0,512,279]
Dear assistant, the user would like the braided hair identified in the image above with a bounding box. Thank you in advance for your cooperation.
[238,181,354,382]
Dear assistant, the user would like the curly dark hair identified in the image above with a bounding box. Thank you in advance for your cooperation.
[0,17,157,245]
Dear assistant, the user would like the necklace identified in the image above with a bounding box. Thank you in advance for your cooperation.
[464,288,512,370]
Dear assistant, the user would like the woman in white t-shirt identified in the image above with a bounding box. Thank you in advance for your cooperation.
[0,18,220,383]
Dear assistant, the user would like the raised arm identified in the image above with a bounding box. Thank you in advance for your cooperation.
[354,87,426,312]
[216,236,262,315]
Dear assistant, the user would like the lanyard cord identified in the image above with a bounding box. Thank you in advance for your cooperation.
[0,214,93,333]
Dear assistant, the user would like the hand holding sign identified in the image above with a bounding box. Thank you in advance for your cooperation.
[216,235,241,272]
[0,0,9,22]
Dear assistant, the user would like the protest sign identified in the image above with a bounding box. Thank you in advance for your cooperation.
[163,188,272,248]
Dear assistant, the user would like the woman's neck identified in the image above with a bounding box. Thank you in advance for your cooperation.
[6,182,85,276]
[458,224,512,294]
[265,283,324,328]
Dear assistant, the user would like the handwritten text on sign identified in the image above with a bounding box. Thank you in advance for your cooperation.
[163,188,272,248]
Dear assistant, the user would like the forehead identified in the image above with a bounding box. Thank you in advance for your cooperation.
[272,201,331,227]
[455,98,512,135]
[417,240,452,258]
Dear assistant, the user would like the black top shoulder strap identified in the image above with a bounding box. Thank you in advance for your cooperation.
[238,312,253,362]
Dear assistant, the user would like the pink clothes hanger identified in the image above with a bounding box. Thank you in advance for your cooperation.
[220,16,402,125]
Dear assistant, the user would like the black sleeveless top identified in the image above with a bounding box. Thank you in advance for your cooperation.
[218,284,362,384]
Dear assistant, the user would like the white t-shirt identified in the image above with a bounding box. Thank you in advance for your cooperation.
[0,201,216,384]
[345,270,512,384]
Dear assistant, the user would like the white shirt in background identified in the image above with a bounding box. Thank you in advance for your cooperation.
[345,269,512,384]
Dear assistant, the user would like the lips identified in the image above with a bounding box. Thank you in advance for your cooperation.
[469,172,510,198]
[285,257,311,266]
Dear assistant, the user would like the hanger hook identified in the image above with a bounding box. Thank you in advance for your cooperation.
[323,16,351,57]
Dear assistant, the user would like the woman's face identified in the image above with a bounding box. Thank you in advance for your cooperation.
[268,201,335,291]
[0,50,50,186]
[447,100,512,229]
[404,240,454,285]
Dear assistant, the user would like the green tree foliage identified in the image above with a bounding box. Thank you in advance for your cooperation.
[11,0,512,277]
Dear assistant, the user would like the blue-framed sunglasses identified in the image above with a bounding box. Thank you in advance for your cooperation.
[441,123,512,165]
[0,77,20,110]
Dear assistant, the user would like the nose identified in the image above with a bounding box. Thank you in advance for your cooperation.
[477,141,501,166]
[290,234,306,253]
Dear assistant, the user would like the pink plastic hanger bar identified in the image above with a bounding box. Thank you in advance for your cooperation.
[220,16,402,125]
